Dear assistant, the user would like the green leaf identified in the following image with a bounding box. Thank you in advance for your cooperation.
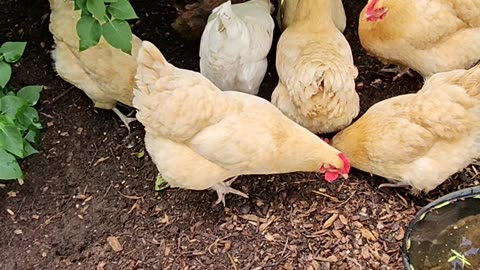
[107,0,138,20]
[17,85,42,106]
[25,127,41,144]
[76,15,102,51]
[0,42,27,63]
[102,19,132,54]
[0,60,12,88]
[104,0,118,2]
[75,0,87,10]
[0,148,23,180]
[86,0,107,21]
[0,95,27,119]
[17,107,42,130]
[22,140,38,158]
[0,115,24,157]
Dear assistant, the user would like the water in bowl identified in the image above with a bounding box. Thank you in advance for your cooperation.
[407,197,480,270]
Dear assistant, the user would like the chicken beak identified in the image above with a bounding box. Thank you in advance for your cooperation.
[341,174,349,180]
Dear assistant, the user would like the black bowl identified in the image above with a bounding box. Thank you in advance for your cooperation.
[402,186,480,270]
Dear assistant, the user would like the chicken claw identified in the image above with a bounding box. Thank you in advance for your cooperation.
[211,176,249,206]
[378,181,410,189]
[112,107,137,132]
[380,66,414,81]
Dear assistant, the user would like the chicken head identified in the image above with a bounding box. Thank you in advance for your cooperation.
[364,0,389,22]
[319,153,350,182]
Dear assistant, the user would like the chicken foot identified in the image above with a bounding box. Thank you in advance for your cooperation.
[211,176,249,206]
[380,66,414,81]
[112,107,137,132]
[378,182,410,189]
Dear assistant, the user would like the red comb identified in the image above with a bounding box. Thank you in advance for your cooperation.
[366,0,380,14]
[338,153,351,174]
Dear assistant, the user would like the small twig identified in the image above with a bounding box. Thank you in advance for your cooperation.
[395,193,410,208]
[227,252,238,270]
[117,190,144,200]
[312,190,341,203]
[280,237,289,257]
[347,257,363,269]
[103,182,113,198]
[336,190,357,207]
[43,86,74,105]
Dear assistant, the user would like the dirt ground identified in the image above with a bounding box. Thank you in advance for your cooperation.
[0,0,478,269]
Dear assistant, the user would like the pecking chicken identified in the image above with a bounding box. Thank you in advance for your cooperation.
[358,0,480,80]
[199,0,275,95]
[48,0,141,131]
[271,0,359,134]
[331,65,480,195]
[132,41,351,205]
[277,0,347,33]
[171,0,246,40]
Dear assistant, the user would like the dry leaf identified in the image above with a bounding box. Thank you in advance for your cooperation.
[265,232,275,241]
[395,227,405,241]
[97,261,106,270]
[339,214,348,225]
[107,236,123,252]
[332,230,343,239]
[322,214,338,229]
[361,228,377,241]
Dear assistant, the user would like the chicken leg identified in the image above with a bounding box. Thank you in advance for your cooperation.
[378,182,410,189]
[211,176,249,206]
[380,66,414,81]
[112,107,137,132]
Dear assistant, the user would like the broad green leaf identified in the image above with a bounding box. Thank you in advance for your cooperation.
[17,107,42,130]
[22,140,38,158]
[86,0,107,21]
[0,42,27,63]
[17,85,42,106]
[0,95,27,119]
[76,15,102,51]
[75,0,87,10]
[107,0,138,20]
[0,61,12,88]
[0,148,23,180]
[102,19,132,54]
[0,115,24,157]
[25,127,41,144]
[104,0,118,2]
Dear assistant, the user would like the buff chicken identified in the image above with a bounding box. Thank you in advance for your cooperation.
[132,41,351,206]
[359,0,480,80]
[272,0,359,134]
[277,0,346,33]
[331,65,480,194]
[48,0,142,131]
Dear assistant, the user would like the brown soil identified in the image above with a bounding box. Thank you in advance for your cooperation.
[0,0,478,269]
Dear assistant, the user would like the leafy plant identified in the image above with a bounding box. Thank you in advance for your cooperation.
[0,41,43,180]
[73,0,138,54]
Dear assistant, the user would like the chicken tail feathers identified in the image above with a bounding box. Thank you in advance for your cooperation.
[213,1,234,28]
[48,0,68,10]
[135,41,173,95]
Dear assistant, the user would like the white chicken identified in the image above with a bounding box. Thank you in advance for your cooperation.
[271,0,359,134]
[199,0,275,95]
[133,41,351,205]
